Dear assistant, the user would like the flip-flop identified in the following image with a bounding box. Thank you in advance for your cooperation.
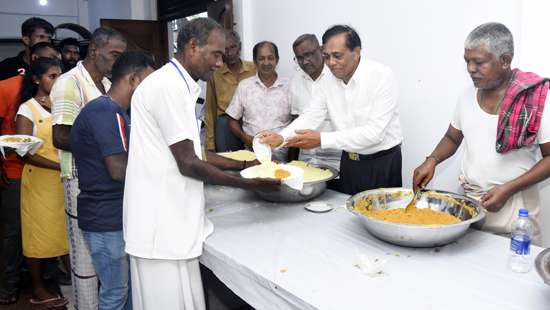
[46,297,69,309]
[29,294,67,306]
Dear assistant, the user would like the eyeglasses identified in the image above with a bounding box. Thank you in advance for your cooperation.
[294,48,320,64]
[322,52,344,62]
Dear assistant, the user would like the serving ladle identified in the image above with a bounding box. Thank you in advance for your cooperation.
[405,187,427,212]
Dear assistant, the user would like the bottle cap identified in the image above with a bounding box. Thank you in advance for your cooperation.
[518,208,529,217]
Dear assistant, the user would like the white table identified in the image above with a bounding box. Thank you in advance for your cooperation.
[200,186,550,310]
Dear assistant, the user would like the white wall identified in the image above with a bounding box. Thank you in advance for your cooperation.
[130,0,157,20]
[88,0,132,31]
[234,0,550,246]
[0,0,89,60]
[0,0,159,61]
[87,0,156,31]
[0,0,157,39]
[0,0,89,38]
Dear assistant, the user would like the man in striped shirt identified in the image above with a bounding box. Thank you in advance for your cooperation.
[70,51,155,310]
[51,27,126,309]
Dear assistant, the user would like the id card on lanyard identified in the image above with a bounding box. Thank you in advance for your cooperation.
[170,60,205,159]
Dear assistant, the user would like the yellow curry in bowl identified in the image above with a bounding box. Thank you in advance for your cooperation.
[353,190,477,226]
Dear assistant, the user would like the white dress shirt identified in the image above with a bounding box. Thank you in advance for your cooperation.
[281,58,403,155]
[124,58,213,260]
[290,66,341,170]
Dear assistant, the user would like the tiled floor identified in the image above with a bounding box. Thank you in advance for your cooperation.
[60,285,74,309]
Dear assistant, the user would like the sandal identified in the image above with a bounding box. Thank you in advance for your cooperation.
[0,293,18,305]
[29,294,68,307]
[46,297,69,309]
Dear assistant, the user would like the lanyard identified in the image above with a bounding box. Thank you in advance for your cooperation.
[169,60,202,139]
[170,60,191,93]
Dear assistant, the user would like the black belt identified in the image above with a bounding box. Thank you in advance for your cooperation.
[344,144,401,161]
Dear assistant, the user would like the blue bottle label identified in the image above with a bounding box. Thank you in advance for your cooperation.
[511,235,530,255]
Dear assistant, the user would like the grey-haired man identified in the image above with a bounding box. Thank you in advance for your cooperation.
[413,22,550,244]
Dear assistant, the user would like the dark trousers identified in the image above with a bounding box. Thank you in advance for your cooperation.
[0,179,22,297]
[328,145,402,195]
[215,114,244,152]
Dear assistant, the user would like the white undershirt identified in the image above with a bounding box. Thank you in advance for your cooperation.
[16,98,51,136]
[451,85,550,191]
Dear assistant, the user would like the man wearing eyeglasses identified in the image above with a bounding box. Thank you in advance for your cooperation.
[289,34,341,171]
[261,25,403,195]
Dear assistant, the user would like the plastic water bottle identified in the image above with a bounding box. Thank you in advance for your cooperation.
[508,208,533,273]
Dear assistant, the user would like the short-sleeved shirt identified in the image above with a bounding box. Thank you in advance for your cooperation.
[70,96,130,232]
[225,74,291,136]
[17,98,50,135]
[0,74,25,179]
[51,61,111,179]
[124,58,213,260]
[0,51,28,80]
[204,61,256,150]
[451,85,550,191]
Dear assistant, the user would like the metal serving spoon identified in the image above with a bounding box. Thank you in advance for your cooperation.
[405,187,426,212]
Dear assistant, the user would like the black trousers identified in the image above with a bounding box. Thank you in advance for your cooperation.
[0,179,22,298]
[215,114,244,152]
[328,145,402,195]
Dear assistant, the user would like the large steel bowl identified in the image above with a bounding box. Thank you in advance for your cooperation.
[250,165,338,203]
[346,187,486,247]
[535,248,550,285]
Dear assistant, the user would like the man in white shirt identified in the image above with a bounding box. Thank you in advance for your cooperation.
[123,18,279,310]
[226,41,291,161]
[289,34,341,171]
[413,22,550,244]
[261,25,403,194]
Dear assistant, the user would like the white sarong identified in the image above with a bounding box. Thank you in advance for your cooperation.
[130,256,206,310]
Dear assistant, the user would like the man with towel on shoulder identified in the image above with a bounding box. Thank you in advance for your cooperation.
[413,22,550,244]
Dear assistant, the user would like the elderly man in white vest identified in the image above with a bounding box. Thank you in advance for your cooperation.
[413,22,550,244]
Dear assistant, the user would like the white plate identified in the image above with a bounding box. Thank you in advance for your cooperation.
[241,164,304,191]
[305,201,333,213]
[0,134,40,146]
[0,134,43,157]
